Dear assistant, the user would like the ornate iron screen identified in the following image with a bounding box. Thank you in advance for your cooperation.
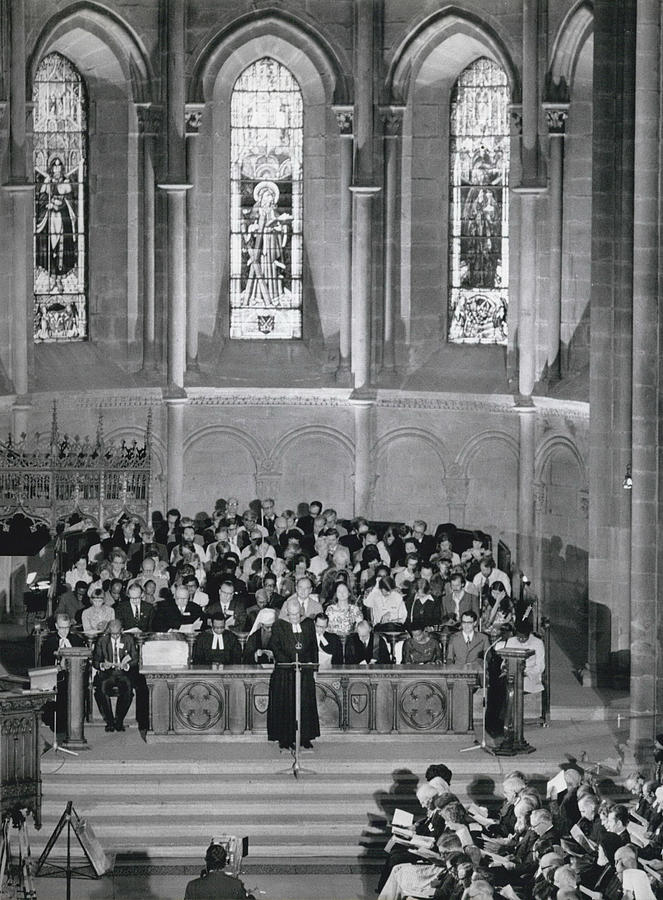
[448,58,509,345]
[229,58,303,339]
[33,52,88,342]
[0,407,152,529]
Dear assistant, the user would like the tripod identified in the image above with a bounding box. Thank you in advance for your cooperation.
[276,645,318,779]
[0,810,36,900]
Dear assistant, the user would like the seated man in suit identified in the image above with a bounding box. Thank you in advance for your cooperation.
[278,576,323,621]
[441,572,479,622]
[313,613,343,668]
[446,610,489,667]
[192,611,242,665]
[151,585,205,632]
[205,580,247,632]
[92,619,139,732]
[344,619,392,665]
[115,582,154,633]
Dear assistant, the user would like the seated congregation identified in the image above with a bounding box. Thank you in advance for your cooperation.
[38,498,544,735]
[376,760,663,900]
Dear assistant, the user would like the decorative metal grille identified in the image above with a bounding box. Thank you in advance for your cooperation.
[229,58,303,339]
[33,53,88,342]
[448,58,509,345]
[0,405,152,528]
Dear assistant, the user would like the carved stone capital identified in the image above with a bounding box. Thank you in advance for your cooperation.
[185,103,205,136]
[509,104,523,136]
[136,104,163,137]
[379,105,406,137]
[543,103,570,135]
[332,105,354,136]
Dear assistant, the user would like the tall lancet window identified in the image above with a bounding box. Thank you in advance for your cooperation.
[229,58,303,339]
[33,52,88,342]
[448,58,509,345]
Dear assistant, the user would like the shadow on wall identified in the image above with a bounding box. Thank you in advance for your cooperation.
[541,535,588,669]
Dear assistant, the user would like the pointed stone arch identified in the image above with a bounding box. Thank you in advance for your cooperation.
[548,0,594,100]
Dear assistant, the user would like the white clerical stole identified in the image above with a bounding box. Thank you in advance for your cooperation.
[211,634,224,650]
[58,637,71,650]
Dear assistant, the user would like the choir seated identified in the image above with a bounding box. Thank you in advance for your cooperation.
[40,498,543,732]
[375,757,663,899]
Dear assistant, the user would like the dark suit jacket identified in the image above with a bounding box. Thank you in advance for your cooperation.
[92,632,139,669]
[446,630,489,666]
[205,599,247,632]
[405,596,443,629]
[344,631,391,665]
[315,631,344,665]
[115,599,154,632]
[441,588,479,621]
[184,869,250,899]
[192,630,242,665]
[412,534,437,562]
[151,600,204,632]
[40,630,86,666]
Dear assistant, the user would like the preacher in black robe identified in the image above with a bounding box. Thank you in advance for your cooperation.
[267,599,320,749]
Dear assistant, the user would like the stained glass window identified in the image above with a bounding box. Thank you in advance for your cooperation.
[448,58,509,345]
[33,52,87,342]
[229,58,303,339]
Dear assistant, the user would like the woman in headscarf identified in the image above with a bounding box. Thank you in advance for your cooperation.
[243,608,276,664]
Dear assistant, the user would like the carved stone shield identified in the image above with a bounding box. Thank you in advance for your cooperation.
[350,693,368,715]
[254,694,269,714]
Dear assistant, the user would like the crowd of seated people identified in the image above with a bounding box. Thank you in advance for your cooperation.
[376,756,663,899]
[40,497,543,733]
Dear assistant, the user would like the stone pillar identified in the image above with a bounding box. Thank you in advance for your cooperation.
[521,0,540,181]
[136,105,161,373]
[350,0,380,392]
[587,0,635,689]
[517,409,536,580]
[352,397,373,517]
[350,187,380,390]
[166,398,186,512]
[332,106,354,381]
[185,104,204,374]
[379,106,405,379]
[59,646,91,751]
[3,0,32,434]
[158,0,190,392]
[543,104,569,382]
[629,0,660,764]
[513,187,545,402]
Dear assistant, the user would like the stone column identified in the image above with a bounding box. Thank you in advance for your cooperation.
[350,0,380,392]
[166,398,186,511]
[521,0,540,181]
[158,0,190,392]
[543,104,569,381]
[517,409,536,580]
[136,105,161,373]
[185,104,204,374]
[379,106,405,379]
[2,0,32,436]
[59,646,92,751]
[587,0,636,690]
[332,106,354,381]
[351,396,373,517]
[629,0,660,764]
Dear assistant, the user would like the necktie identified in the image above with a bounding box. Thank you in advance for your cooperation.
[132,602,140,619]
[113,639,120,665]
[212,634,224,650]
[465,635,471,645]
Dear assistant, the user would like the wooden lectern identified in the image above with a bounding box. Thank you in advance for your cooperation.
[493,646,536,756]
[58,646,92,751]
[0,690,55,828]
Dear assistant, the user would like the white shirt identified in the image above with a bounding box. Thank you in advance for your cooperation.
[503,634,545,693]
[317,637,334,669]
[472,567,512,596]
[363,587,407,625]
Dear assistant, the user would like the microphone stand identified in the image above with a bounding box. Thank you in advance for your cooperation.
[276,644,317,780]
[460,633,507,754]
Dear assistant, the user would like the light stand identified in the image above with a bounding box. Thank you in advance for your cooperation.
[41,660,77,758]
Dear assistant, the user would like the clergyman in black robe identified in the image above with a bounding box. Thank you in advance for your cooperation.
[267,597,320,749]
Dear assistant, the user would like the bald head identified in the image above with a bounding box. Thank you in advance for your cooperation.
[286,598,301,623]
